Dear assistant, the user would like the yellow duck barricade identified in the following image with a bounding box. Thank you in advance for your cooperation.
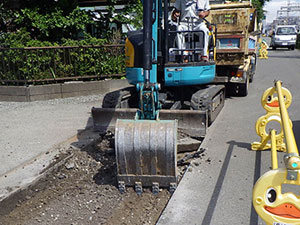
[251,84,292,151]
[252,81,300,225]
[258,38,269,59]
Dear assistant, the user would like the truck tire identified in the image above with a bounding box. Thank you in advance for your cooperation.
[237,74,249,97]
[225,83,235,97]
[291,46,295,50]
[272,46,276,50]
[249,55,256,83]
[249,74,253,83]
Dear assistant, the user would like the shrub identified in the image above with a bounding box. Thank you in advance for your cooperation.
[0,33,125,83]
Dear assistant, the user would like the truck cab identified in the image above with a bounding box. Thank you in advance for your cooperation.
[271,25,297,50]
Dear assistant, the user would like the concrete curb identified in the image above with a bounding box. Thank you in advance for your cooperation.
[0,128,101,217]
[0,79,129,102]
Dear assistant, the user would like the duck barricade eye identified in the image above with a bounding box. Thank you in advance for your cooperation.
[267,96,272,102]
[266,188,277,204]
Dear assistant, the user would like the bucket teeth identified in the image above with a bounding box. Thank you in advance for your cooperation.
[152,182,159,195]
[135,182,143,195]
[169,182,177,194]
[118,181,126,194]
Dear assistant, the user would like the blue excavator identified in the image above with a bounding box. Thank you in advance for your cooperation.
[92,0,225,194]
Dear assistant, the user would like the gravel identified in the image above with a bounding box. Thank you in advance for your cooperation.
[0,132,170,225]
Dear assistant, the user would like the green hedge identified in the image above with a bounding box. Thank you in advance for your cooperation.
[0,31,126,84]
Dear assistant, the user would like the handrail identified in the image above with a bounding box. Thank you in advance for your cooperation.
[276,81,299,155]
[270,129,278,169]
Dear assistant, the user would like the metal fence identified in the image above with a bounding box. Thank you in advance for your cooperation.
[0,44,125,85]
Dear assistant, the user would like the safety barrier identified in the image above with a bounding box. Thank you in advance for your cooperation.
[258,38,269,59]
[252,81,300,225]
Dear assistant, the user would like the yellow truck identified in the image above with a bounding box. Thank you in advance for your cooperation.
[208,1,258,96]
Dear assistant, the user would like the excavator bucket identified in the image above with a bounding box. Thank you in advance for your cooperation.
[91,107,207,193]
[115,119,177,193]
[91,108,207,138]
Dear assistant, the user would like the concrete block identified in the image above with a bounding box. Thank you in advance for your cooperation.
[0,86,28,96]
[61,82,94,93]
[84,81,106,91]
[0,95,29,102]
[0,79,131,102]
[62,81,111,95]
[29,84,62,96]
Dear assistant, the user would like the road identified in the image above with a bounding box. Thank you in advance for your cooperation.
[158,49,300,225]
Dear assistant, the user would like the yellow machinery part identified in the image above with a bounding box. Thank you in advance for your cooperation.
[125,38,135,67]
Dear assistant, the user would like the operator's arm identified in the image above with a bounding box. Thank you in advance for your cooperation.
[197,0,210,19]
[198,10,209,19]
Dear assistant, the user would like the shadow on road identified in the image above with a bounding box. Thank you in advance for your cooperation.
[70,110,118,187]
[292,120,300,148]
[227,140,252,150]
[201,140,260,225]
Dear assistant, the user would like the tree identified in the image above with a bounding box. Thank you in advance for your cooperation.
[252,0,269,22]
[90,0,142,39]
[14,7,93,41]
[0,0,143,43]
[0,3,15,32]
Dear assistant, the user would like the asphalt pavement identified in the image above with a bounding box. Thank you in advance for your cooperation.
[158,49,300,225]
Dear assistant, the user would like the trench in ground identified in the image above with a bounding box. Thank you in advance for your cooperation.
[0,132,209,225]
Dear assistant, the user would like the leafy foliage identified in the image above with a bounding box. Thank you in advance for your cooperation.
[252,0,269,22]
[0,1,143,84]
[0,38,125,83]
[13,7,93,41]
[0,3,15,32]
[90,0,143,39]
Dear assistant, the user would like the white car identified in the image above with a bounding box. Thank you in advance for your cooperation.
[271,25,297,50]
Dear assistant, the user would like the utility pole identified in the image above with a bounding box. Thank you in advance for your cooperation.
[287,0,290,24]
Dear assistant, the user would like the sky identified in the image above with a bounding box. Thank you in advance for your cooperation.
[263,0,300,23]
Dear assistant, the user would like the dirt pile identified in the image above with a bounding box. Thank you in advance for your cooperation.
[1,133,170,225]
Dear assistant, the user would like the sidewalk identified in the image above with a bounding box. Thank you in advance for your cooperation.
[0,94,104,203]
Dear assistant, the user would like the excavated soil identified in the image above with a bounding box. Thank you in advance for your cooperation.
[0,132,207,225]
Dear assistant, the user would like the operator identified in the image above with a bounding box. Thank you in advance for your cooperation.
[171,0,210,62]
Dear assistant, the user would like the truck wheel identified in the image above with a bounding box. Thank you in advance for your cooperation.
[249,74,253,83]
[291,46,295,50]
[272,46,276,50]
[225,83,235,97]
[237,75,249,97]
[249,55,256,83]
